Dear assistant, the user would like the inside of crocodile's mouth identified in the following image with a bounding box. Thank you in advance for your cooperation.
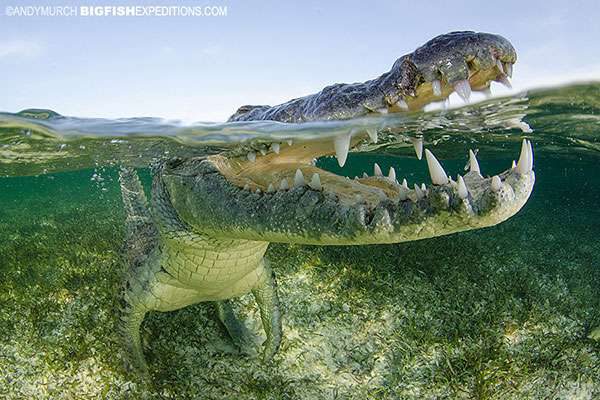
[208,64,514,208]
[209,131,454,209]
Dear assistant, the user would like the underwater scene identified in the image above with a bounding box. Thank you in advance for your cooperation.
[0,83,599,399]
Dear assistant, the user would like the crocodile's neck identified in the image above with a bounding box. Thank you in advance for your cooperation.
[151,171,269,300]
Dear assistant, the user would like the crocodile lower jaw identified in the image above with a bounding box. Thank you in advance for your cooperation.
[180,137,536,246]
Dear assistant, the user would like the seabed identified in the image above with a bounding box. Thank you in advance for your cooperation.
[0,151,599,399]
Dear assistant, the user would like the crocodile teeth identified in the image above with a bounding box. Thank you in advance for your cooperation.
[411,137,423,160]
[512,160,516,169]
[505,63,513,78]
[294,169,305,187]
[398,188,408,201]
[453,80,471,102]
[457,175,468,199]
[247,152,256,162]
[309,173,322,190]
[267,183,275,193]
[287,139,293,146]
[243,184,250,191]
[432,79,442,96]
[255,188,261,194]
[414,184,425,200]
[491,175,502,192]
[424,149,449,185]
[421,183,427,192]
[377,107,388,114]
[374,163,383,176]
[334,132,351,167]
[388,167,396,182]
[401,178,408,189]
[362,172,369,178]
[497,75,512,89]
[496,59,505,74]
[516,139,533,174]
[442,98,449,110]
[468,149,481,174]
[396,99,409,110]
[527,140,534,170]
[279,179,289,190]
[259,148,267,156]
[270,143,280,154]
[366,128,378,143]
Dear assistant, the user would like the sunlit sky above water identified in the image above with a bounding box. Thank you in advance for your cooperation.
[1,0,599,122]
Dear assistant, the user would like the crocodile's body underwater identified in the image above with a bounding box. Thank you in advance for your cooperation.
[118,31,535,375]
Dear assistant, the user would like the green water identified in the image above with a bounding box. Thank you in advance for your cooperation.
[0,83,599,399]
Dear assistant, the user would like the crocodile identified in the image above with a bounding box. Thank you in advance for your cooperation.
[118,31,535,376]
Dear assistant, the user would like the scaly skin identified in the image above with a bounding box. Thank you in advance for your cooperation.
[228,31,516,122]
[118,31,534,377]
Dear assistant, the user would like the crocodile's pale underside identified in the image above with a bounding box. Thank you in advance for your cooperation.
[118,31,535,376]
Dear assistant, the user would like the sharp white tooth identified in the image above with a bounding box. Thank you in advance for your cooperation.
[270,143,280,154]
[527,140,534,170]
[294,169,305,187]
[255,188,261,194]
[243,184,250,191]
[374,163,383,176]
[516,139,531,174]
[414,184,424,200]
[396,99,409,110]
[442,98,449,110]
[511,160,516,169]
[259,148,267,156]
[421,183,427,192]
[497,75,512,89]
[334,132,351,167]
[377,107,388,114]
[247,152,256,162]
[267,183,275,193]
[309,173,322,190]
[468,149,481,174]
[432,79,442,96]
[388,167,396,182]
[457,175,468,199]
[362,172,369,178]
[453,79,471,102]
[279,179,289,190]
[411,137,423,160]
[505,63,513,78]
[287,139,293,146]
[402,178,408,189]
[496,59,505,74]
[366,128,378,143]
[398,188,408,201]
[491,175,502,192]
[424,149,449,185]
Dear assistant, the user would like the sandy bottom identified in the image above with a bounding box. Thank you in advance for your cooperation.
[0,164,598,399]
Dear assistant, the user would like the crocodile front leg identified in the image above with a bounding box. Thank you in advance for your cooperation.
[251,260,282,362]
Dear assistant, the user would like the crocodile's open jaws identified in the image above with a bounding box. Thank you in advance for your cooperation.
[118,31,534,377]
[166,137,534,246]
